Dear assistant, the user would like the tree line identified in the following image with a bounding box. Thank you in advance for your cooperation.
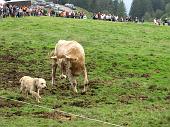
[54,0,170,21]
[130,0,170,20]
[57,0,126,17]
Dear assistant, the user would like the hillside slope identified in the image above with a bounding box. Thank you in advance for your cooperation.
[0,17,170,127]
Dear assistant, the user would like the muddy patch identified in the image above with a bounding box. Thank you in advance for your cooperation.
[89,79,113,89]
[0,98,23,108]
[56,83,70,91]
[3,111,25,117]
[165,95,170,100]
[141,73,150,78]
[144,104,165,111]
[165,93,170,100]
[0,54,28,88]
[121,82,141,89]
[33,111,73,121]
[69,100,94,108]
[148,85,168,92]
[118,94,148,104]
[86,61,96,72]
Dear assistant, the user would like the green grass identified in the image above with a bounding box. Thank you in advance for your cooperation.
[0,16,170,127]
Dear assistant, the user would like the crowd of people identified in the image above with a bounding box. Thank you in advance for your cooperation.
[0,4,48,18]
[0,3,170,26]
[154,18,170,26]
[59,11,87,19]
[0,4,87,19]
[92,12,145,23]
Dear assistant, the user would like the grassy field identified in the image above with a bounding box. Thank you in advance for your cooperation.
[0,17,170,127]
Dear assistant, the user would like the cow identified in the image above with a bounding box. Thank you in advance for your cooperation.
[19,76,47,103]
[51,40,89,93]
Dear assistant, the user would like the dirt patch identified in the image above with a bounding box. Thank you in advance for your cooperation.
[148,85,168,92]
[118,94,148,104]
[121,82,141,89]
[3,111,25,117]
[118,95,133,104]
[144,104,165,111]
[154,69,160,73]
[86,61,96,71]
[16,96,26,101]
[33,111,73,121]
[0,55,17,62]
[165,93,170,100]
[56,83,70,91]
[165,95,170,100]
[0,53,28,88]
[141,73,150,78]
[0,98,23,108]
[69,100,94,108]
[89,79,113,89]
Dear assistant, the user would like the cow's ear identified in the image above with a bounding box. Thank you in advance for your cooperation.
[51,56,58,59]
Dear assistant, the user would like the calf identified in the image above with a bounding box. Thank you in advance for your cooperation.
[51,40,89,93]
[19,76,47,102]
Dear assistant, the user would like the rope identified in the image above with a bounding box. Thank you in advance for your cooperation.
[0,96,123,127]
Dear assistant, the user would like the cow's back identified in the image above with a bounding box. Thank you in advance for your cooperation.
[55,40,85,62]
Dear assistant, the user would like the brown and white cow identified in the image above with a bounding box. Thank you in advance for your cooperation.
[51,40,89,93]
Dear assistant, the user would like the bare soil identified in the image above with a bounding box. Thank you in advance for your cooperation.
[33,111,73,121]
[0,98,23,108]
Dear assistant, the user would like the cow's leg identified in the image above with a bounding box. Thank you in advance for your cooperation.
[60,60,67,79]
[82,66,89,93]
[52,63,57,86]
[71,78,78,93]
[66,61,78,93]
[68,74,78,93]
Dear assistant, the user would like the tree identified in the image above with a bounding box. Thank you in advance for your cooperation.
[165,3,170,13]
[130,0,143,18]
[144,12,152,21]
[130,0,153,19]
[155,9,164,18]
[151,0,165,11]
[113,0,119,15]
[118,0,126,17]
[129,0,170,20]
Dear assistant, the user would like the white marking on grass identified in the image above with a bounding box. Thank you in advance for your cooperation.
[0,96,124,127]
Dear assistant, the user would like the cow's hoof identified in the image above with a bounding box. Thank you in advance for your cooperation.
[73,88,78,93]
[81,91,86,95]
[60,75,67,79]
[81,89,87,95]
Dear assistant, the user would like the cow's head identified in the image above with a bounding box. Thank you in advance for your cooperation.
[51,55,77,62]
[64,55,78,62]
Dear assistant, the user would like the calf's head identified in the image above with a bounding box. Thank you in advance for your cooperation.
[34,78,47,89]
